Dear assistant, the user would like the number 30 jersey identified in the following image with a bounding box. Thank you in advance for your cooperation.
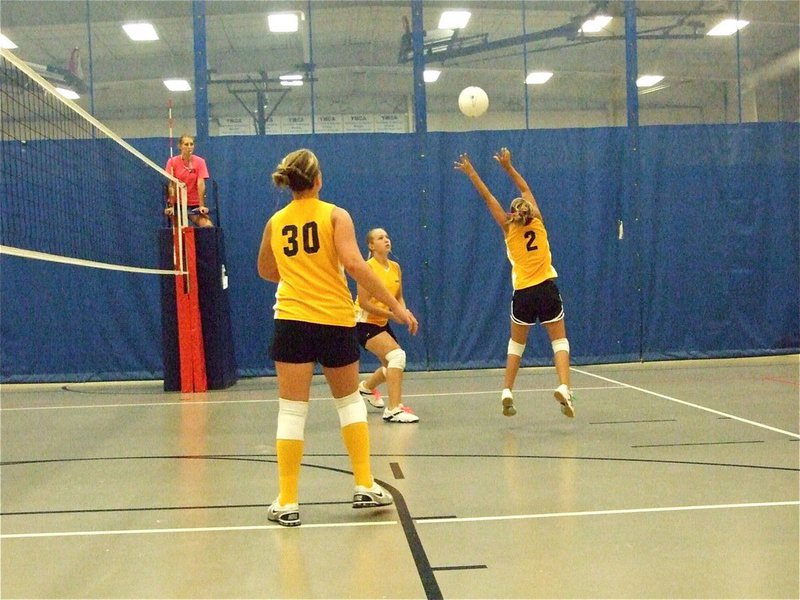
[504,217,558,290]
[270,198,356,326]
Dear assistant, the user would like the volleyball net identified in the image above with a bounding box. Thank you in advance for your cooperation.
[0,47,188,274]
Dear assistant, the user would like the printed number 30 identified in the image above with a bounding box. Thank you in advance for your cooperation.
[282,222,320,256]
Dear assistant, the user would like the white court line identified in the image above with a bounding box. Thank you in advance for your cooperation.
[573,368,800,439]
[0,385,623,412]
[417,500,800,525]
[0,519,398,540]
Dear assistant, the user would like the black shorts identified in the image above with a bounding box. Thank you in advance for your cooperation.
[356,322,397,348]
[270,319,360,368]
[510,279,564,326]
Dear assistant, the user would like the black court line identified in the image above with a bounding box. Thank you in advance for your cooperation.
[431,564,488,571]
[414,515,458,521]
[390,462,405,479]
[632,440,765,448]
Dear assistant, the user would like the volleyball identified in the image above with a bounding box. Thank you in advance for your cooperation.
[458,86,489,117]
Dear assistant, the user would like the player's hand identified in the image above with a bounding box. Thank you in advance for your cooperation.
[494,147,512,169]
[197,206,209,215]
[164,206,175,216]
[398,308,419,336]
[454,153,474,175]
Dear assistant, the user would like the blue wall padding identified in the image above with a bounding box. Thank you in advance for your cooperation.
[1,123,797,382]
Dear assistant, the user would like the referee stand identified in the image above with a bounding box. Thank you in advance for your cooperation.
[159,180,238,392]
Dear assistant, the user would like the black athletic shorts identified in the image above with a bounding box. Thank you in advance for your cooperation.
[356,322,397,348]
[510,278,564,326]
[270,319,360,368]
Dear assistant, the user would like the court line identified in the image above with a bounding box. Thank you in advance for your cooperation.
[0,385,623,411]
[573,367,800,439]
[0,520,398,540]
[416,500,800,525]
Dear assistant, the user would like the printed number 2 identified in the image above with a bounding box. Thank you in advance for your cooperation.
[524,230,538,251]
[282,222,320,256]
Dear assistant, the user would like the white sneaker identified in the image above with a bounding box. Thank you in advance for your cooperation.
[353,482,394,508]
[501,388,517,417]
[554,384,575,418]
[359,381,384,408]
[382,404,419,423]
[267,499,301,527]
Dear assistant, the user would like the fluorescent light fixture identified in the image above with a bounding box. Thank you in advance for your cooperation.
[438,10,471,30]
[525,71,553,85]
[636,74,664,87]
[122,23,159,41]
[163,79,191,92]
[55,87,80,100]
[0,33,18,49]
[707,19,749,36]
[268,12,299,32]
[580,15,612,33]
[279,73,304,86]
[423,69,441,83]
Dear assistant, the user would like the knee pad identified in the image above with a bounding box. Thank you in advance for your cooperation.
[276,398,308,440]
[507,339,526,357]
[551,338,570,355]
[385,348,406,371]
[334,391,367,427]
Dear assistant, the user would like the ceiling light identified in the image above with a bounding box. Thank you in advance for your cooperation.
[636,75,664,88]
[122,23,159,41]
[279,74,303,81]
[55,87,80,100]
[438,10,471,30]
[280,80,303,87]
[707,19,749,36]
[0,33,18,49]
[423,69,441,83]
[163,79,191,92]
[580,15,612,33]
[525,71,553,85]
[268,12,299,33]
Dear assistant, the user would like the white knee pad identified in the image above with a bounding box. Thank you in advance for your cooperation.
[276,398,308,440]
[507,339,526,357]
[334,391,367,427]
[385,348,406,371]
[551,338,570,355]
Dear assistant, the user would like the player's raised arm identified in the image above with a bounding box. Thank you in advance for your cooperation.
[454,153,508,230]
[494,147,542,221]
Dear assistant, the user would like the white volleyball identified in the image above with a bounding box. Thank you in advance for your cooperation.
[458,86,489,117]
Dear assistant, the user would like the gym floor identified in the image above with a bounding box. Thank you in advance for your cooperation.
[1,355,798,599]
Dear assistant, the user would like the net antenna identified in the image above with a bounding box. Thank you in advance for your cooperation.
[0,47,189,276]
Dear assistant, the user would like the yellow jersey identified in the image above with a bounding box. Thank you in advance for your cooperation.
[270,198,356,326]
[355,257,401,326]
[504,217,558,290]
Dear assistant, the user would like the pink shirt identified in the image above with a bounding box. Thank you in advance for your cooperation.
[165,155,209,206]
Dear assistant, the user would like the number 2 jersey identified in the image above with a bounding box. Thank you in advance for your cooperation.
[504,216,558,290]
[270,198,356,327]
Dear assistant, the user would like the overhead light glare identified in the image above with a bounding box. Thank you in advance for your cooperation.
[423,69,441,83]
[280,80,303,87]
[279,73,304,81]
[163,79,191,92]
[438,10,471,30]
[525,71,553,85]
[0,33,18,49]
[268,12,300,33]
[636,75,664,88]
[122,23,159,41]
[55,87,80,100]
[707,19,749,36]
[580,15,612,33]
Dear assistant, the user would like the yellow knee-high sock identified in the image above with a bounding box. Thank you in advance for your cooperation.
[341,421,372,488]
[275,399,308,505]
[276,438,304,505]
[335,391,373,488]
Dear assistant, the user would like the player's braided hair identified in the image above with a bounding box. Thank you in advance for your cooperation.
[506,197,534,226]
[272,148,320,191]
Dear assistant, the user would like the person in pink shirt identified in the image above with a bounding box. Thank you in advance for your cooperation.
[164,135,213,227]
